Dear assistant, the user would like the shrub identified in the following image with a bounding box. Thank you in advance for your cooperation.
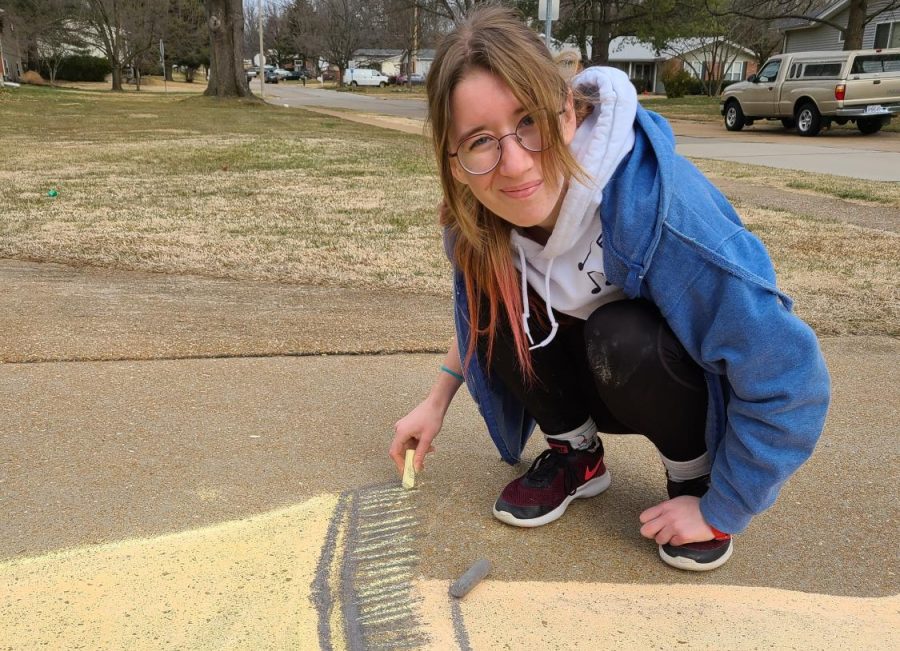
[40,55,112,82]
[660,69,693,98]
[20,70,47,86]
[630,77,650,94]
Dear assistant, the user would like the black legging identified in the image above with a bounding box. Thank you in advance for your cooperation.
[478,297,708,462]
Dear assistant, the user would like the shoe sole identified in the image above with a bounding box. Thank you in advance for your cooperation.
[492,470,611,528]
[657,538,734,572]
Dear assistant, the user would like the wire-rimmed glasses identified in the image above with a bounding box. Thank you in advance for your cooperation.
[449,108,566,175]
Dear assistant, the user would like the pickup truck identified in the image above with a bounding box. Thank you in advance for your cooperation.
[720,48,900,136]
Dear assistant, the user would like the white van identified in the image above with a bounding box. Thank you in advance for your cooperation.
[343,68,389,87]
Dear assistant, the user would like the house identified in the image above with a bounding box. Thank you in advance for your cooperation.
[558,37,757,94]
[781,0,900,52]
[0,8,24,83]
[348,48,435,78]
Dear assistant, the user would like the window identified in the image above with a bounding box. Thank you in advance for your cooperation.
[724,60,747,81]
[873,21,900,49]
[801,62,843,77]
[851,52,900,74]
[757,59,781,83]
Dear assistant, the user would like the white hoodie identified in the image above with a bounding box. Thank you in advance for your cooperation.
[510,67,637,349]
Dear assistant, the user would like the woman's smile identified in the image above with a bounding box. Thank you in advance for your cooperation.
[501,179,543,199]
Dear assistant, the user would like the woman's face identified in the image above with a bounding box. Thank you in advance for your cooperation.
[449,68,576,232]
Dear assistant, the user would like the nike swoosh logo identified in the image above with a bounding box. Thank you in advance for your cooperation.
[584,459,603,481]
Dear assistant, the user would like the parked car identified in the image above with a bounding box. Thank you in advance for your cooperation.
[720,47,900,136]
[343,68,389,87]
[264,69,279,84]
[283,69,307,81]
[397,73,425,85]
[272,68,292,79]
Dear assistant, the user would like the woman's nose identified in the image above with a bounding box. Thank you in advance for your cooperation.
[496,135,534,177]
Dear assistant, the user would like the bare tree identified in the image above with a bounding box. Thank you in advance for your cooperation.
[717,0,900,50]
[204,0,253,96]
[312,0,375,86]
[555,0,685,66]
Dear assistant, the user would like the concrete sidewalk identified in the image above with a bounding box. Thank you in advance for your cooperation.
[1,259,898,649]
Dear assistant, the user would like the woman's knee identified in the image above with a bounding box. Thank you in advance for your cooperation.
[584,300,662,388]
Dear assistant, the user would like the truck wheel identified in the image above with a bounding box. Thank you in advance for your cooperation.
[724,101,746,131]
[350,80,358,87]
[795,103,822,136]
[857,117,884,135]
[781,118,796,130]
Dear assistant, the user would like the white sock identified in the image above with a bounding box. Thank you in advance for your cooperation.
[659,451,711,482]
[546,418,599,451]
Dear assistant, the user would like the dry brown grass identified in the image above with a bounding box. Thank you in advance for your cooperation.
[0,86,896,335]
[692,158,900,208]
[738,205,899,336]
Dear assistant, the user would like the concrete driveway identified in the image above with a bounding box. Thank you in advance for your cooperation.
[1,260,898,649]
[268,84,900,181]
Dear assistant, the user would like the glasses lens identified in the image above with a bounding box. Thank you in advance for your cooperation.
[457,134,500,175]
[517,109,550,153]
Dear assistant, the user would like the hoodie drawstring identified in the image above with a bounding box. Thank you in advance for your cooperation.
[517,244,559,351]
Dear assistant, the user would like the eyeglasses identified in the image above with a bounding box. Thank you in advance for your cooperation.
[449,108,566,176]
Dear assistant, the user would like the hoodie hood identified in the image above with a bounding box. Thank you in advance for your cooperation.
[509,67,637,345]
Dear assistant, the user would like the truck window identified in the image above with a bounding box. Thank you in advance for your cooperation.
[801,62,843,77]
[757,60,781,82]
[851,53,900,74]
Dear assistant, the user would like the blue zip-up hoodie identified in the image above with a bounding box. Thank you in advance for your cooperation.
[450,82,831,536]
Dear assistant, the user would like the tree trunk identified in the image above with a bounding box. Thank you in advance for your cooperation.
[589,2,610,65]
[204,0,253,98]
[844,0,867,50]
[111,65,123,91]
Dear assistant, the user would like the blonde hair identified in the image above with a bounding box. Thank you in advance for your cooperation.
[426,5,583,377]
[554,51,583,81]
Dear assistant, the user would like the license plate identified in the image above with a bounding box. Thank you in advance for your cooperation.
[865,104,884,114]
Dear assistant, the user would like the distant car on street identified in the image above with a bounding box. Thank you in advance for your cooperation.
[272,68,292,79]
[343,68,389,87]
[397,73,425,85]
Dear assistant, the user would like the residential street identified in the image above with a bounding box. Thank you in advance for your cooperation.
[268,84,900,181]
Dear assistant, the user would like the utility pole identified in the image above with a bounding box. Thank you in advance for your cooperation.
[0,8,6,88]
[410,2,418,89]
[258,0,264,98]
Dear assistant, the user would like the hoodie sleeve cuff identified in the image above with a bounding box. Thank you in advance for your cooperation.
[700,489,753,536]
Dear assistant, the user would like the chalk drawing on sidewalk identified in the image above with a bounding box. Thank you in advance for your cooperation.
[312,483,426,650]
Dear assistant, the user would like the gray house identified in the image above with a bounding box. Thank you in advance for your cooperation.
[0,8,24,82]
[782,0,900,52]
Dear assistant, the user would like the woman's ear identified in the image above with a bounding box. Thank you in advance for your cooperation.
[449,156,468,186]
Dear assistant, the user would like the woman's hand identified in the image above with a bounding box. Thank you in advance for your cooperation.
[638,496,718,546]
[389,399,443,475]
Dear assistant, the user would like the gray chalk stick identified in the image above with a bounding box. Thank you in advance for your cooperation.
[449,558,491,599]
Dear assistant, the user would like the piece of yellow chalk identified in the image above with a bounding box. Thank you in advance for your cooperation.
[402,449,416,489]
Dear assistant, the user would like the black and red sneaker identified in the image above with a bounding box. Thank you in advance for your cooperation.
[492,439,611,528]
[658,474,733,571]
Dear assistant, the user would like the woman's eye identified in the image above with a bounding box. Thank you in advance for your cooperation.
[519,114,536,128]
[466,135,495,152]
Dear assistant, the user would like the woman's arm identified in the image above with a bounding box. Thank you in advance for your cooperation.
[389,337,464,474]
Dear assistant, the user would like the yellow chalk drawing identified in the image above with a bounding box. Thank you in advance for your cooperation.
[0,496,337,650]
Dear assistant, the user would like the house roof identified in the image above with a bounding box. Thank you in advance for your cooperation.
[353,49,404,61]
[781,0,849,32]
[607,36,755,62]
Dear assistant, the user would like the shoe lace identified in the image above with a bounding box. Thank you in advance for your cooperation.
[525,449,577,495]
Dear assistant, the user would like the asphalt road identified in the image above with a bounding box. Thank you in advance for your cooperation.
[268,84,900,181]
